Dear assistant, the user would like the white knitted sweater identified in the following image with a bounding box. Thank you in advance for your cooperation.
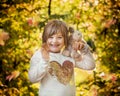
[28,44,95,96]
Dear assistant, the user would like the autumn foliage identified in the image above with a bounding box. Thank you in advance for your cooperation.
[0,0,120,96]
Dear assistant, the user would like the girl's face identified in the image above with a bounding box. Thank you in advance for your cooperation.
[47,32,65,53]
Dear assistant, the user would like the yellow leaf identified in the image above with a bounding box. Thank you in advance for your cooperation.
[6,70,20,81]
[11,70,20,79]
[0,39,5,46]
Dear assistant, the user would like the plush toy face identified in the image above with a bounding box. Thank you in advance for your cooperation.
[62,30,83,60]
[72,31,82,42]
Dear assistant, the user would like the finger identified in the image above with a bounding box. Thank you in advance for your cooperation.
[74,42,80,50]
[72,43,75,49]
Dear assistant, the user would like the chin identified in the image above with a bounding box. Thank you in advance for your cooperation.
[50,49,60,53]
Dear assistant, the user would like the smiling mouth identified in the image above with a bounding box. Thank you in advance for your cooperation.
[50,44,60,47]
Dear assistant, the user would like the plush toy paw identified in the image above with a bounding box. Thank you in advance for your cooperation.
[71,51,82,61]
[62,50,71,57]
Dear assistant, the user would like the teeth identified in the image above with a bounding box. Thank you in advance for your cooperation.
[51,44,59,47]
[52,45,58,47]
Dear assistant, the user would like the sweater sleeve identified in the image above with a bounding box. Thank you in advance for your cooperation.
[75,43,95,70]
[28,50,48,83]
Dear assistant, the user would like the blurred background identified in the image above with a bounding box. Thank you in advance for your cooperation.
[0,0,120,96]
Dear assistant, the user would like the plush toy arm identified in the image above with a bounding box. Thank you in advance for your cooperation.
[80,42,90,54]
[75,43,95,70]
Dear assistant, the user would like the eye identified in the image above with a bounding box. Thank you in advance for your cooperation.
[58,36,64,39]
[49,36,54,38]
[58,36,62,39]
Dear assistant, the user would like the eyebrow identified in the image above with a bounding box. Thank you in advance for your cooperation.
[57,34,63,36]
[57,32,63,35]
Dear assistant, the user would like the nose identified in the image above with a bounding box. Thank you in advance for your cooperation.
[52,37,57,43]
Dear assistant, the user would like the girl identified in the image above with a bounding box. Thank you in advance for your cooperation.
[28,20,95,96]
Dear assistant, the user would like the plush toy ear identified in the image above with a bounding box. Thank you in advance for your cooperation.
[68,27,74,34]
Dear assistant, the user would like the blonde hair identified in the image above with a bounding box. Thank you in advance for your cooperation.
[42,19,69,47]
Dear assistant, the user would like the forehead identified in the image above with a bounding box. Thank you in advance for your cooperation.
[55,32,63,35]
[49,31,63,37]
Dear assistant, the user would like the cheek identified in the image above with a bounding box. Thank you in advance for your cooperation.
[46,40,50,46]
[62,39,65,46]
[46,38,51,43]
[63,39,66,46]
[61,38,65,43]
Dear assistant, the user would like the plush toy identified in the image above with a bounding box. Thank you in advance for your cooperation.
[62,27,85,61]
